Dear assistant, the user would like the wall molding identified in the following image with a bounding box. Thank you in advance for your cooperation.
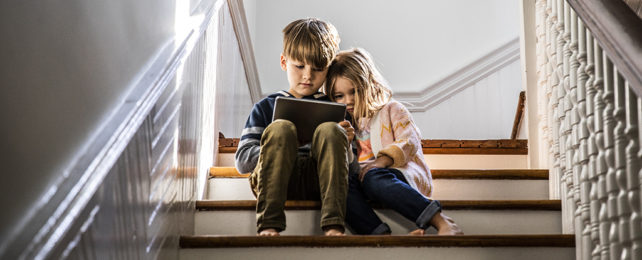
[395,38,521,112]
[227,0,262,104]
[0,0,223,258]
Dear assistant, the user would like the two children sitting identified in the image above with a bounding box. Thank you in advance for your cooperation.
[235,18,462,237]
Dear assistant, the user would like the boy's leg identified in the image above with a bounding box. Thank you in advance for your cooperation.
[310,122,349,232]
[361,168,442,231]
[250,120,298,233]
[346,171,391,235]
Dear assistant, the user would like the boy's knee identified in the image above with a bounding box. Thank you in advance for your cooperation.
[314,121,345,139]
[265,119,297,137]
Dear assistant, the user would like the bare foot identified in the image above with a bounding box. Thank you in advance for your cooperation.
[408,229,424,236]
[431,213,464,235]
[324,228,345,236]
[258,228,280,236]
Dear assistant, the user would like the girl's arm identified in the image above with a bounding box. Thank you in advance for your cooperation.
[376,101,422,168]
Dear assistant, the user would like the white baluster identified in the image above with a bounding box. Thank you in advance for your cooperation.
[625,83,641,260]
[585,29,602,260]
[593,42,610,260]
[566,7,582,257]
[537,0,552,173]
[561,1,575,234]
[575,15,592,260]
[614,69,632,260]
[548,0,562,201]
[635,96,642,260]
[603,55,621,260]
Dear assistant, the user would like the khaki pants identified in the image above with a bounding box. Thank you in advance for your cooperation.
[249,119,349,232]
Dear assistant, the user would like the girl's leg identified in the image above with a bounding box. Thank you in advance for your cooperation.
[361,168,441,230]
[346,172,391,235]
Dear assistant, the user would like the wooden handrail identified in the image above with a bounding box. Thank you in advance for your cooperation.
[567,0,642,97]
[511,91,526,140]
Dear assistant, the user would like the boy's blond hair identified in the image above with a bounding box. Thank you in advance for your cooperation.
[282,18,340,69]
[326,48,392,124]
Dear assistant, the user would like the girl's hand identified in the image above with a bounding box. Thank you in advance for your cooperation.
[338,120,355,143]
[358,154,393,181]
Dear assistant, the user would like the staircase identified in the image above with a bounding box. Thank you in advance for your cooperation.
[179,139,575,259]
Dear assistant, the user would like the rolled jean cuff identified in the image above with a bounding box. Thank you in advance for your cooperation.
[415,200,442,230]
[371,223,392,235]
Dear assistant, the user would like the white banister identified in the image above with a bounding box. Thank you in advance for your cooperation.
[534,0,642,258]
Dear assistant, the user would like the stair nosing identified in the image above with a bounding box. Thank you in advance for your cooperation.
[209,167,549,180]
[195,200,562,211]
[179,234,575,248]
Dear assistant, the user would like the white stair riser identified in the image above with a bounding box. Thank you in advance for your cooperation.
[194,209,561,235]
[207,178,549,200]
[181,247,574,260]
[217,153,528,169]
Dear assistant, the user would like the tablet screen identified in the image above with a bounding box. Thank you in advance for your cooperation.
[272,96,346,143]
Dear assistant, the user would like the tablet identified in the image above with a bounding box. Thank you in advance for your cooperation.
[272,96,347,143]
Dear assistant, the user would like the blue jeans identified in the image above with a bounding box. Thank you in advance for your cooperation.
[345,167,442,234]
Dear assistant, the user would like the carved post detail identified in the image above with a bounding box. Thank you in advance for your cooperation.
[593,42,610,260]
[536,0,551,174]
[603,55,622,259]
[624,83,641,260]
[627,96,642,259]
[585,29,601,260]
[560,1,575,234]
[614,69,632,260]
[574,15,592,260]
[548,0,562,201]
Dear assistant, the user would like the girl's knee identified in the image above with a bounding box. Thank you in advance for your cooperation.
[361,170,392,195]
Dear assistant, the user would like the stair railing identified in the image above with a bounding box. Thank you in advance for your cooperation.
[535,0,642,259]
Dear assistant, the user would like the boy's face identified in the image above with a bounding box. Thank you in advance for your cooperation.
[280,54,328,98]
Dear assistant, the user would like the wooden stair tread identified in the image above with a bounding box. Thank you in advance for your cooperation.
[219,136,528,155]
[196,200,561,211]
[180,234,575,248]
[209,167,548,179]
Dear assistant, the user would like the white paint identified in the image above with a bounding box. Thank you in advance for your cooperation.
[411,60,524,139]
[0,0,176,252]
[194,209,561,235]
[246,0,520,93]
[207,178,549,201]
[396,38,521,112]
[217,153,529,169]
[213,4,254,138]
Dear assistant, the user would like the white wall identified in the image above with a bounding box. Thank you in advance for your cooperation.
[413,59,523,139]
[215,3,254,139]
[242,0,523,139]
[0,0,179,251]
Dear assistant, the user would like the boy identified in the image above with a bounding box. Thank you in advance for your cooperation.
[235,18,354,236]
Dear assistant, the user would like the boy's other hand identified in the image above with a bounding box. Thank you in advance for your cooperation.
[338,120,354,143]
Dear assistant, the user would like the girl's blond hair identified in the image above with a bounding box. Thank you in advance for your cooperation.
[326,48,392,124]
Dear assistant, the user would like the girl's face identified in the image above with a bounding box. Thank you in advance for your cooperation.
[331,76,356,115]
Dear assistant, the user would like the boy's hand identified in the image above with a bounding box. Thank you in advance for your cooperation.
[338,120,354,143]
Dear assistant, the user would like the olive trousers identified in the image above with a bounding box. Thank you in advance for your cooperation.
[249,119,349,233]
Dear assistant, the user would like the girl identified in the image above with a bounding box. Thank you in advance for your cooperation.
[326,48,463,235]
